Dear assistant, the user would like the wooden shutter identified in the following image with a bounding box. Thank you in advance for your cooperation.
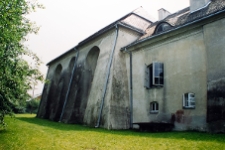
[188,93,195,108]
[144,64,150,89]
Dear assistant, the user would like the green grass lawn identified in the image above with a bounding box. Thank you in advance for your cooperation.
[1,114,225,150]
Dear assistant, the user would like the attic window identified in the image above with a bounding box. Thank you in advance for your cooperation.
[154,22,172,34]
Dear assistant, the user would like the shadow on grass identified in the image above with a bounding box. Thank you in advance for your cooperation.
[16,116,90,131]
[16,116,225,143]
[0,129,8,134]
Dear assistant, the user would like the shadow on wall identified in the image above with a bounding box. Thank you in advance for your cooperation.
[207,79,225,122]
[44,64,63,120]
[207,78,225,133]
[63,46,100,124]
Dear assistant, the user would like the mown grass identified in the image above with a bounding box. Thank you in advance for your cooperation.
[0,114,225,150]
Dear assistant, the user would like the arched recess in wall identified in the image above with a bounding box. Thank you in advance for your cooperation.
[69,46,100,123]
[44,64,63,119]
[86,46,100,77]
[68,57,76,72]
[54,57,76,121]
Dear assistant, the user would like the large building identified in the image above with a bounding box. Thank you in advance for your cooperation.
[37,0,225,132]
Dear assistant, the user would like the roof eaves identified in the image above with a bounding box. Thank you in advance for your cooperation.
[77,12,134,47]
[77,9,154,47]
[46,47,77,66]
[121,8,225,52]
[131,13,153,23]
[46,7,154,65]
[46,13,134,66]
[117,22,145,34]
[77,22,117,47]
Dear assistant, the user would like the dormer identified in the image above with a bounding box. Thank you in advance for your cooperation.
[154,22,173,35]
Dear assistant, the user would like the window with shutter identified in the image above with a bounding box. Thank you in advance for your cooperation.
[145,62,164,89]
[183,93,195,109]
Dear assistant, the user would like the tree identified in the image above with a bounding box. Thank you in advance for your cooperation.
[0,0,43,129]
[26,98,40,114]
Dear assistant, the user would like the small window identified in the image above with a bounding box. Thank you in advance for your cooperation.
[154,22,173,34]
[183,93,195,109]
[150,102,159,113]
[145,62,164,88]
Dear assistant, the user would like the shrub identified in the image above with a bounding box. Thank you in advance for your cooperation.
[26,98,40,114]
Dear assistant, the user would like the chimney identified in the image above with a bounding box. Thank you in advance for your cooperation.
[189,0,211,12]
[158,8,171,20]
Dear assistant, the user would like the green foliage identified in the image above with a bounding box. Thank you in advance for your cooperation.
[0,0,43,128]
[1,114,225,149]
[26,98,40,114]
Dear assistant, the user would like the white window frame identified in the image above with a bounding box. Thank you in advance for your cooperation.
[144,62,164,89]
[150,102,159,113]
[151,62,164,86]
[183,93,195,109]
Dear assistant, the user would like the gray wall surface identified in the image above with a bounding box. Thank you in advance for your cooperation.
[204,18,225,133]
[128,28,207,131]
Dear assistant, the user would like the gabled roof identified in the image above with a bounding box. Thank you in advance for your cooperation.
[47,7,155,65]
[122,0,225,51]
[76,6,155,47]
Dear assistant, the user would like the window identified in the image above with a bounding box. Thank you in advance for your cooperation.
[154,22,173,35]
[183,93,195,109]
[145,62,164,89]
[150,102,159,113]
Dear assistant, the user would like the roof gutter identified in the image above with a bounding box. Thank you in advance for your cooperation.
[117,22,145,34]
[47,21,145,66]
[121,8,225,52]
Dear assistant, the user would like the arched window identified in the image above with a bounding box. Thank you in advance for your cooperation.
[150,102,159,114]
[154,22,173,34]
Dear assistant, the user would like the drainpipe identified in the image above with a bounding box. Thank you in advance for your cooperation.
[95,25,119,128]
[59,48,79,122]
[125,48,133,129]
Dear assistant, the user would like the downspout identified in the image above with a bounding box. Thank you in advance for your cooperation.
[125,48,133,129]
[95,25,119,128]
[59,48,79,122]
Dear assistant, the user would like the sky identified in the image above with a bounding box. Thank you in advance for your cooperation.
[26,0,190,96]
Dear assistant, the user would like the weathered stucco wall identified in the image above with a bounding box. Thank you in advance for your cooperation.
[204,17,225,133]
[128,28,207,131]
[108,27,141,129]
[61,29,116,125]
[83,27,141,129]
[37,51,77,121]
[38,9,225,132]
[38,26,142,129]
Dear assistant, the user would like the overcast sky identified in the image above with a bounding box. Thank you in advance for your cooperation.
[26,0,190,95]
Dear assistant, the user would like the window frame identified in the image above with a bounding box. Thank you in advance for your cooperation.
[154,22,173,35]
[150,102,159,114]
[145,62,164,89]
[182,93,195,109]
